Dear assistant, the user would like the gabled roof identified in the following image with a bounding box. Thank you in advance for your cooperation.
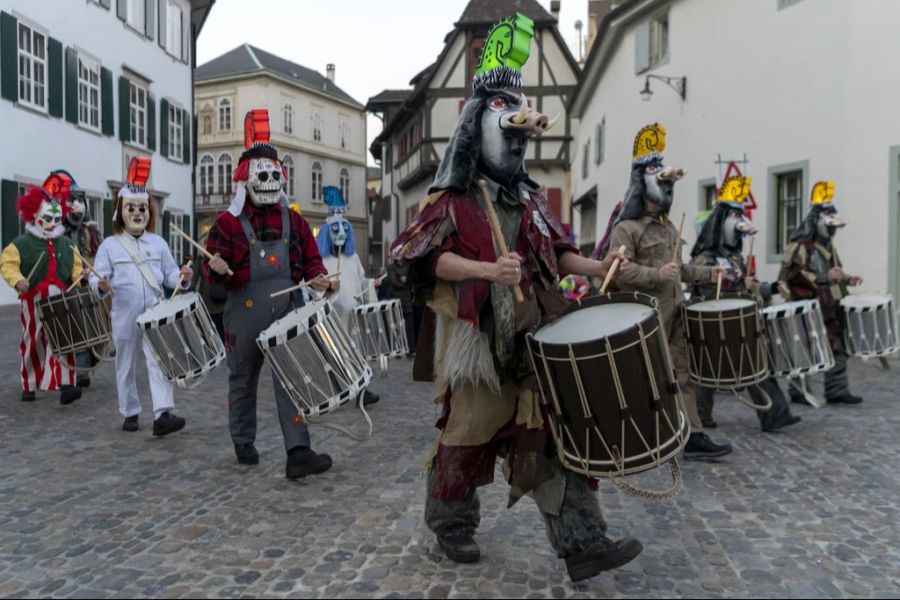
[365,89,412,112]
[196,44,364,108]
[456,0,556,27]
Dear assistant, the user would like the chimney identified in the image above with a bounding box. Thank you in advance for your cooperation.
[326,63,335,83]
[550,1,561,21]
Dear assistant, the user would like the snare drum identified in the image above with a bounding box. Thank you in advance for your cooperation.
[683,295,768,389]
[136,292,225,389]
[761,299,834,377]
[353,299,409,370]
[37,287,111,370]
[840,293,900,357]
[257,299,372,418]
[527,292,689,477]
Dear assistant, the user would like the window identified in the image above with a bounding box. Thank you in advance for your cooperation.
[77,55,101,131]
[168,104,184,160]
[165,0,187,58]
[701,183,717,211]
[169,212,184,265]
[17,21,48,111]
[283,103,293,134]
[86,196,103,236]
[129,81,148,147]
[339,167,350,202]
[594,119,605,166]
[198,154,214,196]
[202,115,212,135]
[776,171,803,254]
[579,203,597,257]
[283,155,295,198]
[340,121,349,150]
[582,141,590,180]
[218,98,231,131]
[217,153,233,196]
[311,162,323,201]
[312,113,322,142]
[126,0,146,32]
[649,13,669,68]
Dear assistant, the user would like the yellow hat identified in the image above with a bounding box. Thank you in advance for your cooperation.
[810,180,835,205]
[717,176,752,205]
[632,123,666,166]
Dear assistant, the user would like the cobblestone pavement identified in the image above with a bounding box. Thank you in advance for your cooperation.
[0,306,899,598]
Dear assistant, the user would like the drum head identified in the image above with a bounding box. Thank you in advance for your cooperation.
[259,299,330,342]
[533,303,654,345]
[840,293,893,311]
[687,298,755,312]
[137,293,199,326]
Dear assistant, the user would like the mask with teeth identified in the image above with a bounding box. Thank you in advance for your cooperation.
[246,158,285,206]
[35,200,64,236]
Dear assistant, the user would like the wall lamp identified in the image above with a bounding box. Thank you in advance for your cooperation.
[640,74,687,101]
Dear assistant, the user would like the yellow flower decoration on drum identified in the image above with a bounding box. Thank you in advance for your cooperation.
[245,299,254,309]
[632,123,666,166]
[717,176,752,205]
[810,180,835,205]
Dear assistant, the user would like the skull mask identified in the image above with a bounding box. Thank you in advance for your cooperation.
[122,198,150,235]
[330,219,349,248]
[247,158,285,206]
[35,200,64,238]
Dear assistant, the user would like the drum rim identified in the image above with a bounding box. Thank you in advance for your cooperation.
[137,292,201,328]
[684,293,758,313]
[257,299,333,345]
[761,298,821,317]
[839,293,894,311]
[530,291,659,347]
[284,365,373,417]
[353,298,401,313]
[164,349,227,385]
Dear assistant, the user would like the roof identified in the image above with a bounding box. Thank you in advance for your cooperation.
[189,0,216,36]
[196,44,364,108]
[456,0,557,26]
[365,89,412,111]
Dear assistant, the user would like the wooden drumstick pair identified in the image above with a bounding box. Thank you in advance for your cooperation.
[171,257,193,299]
[270,272,341,299]
[170,223,235,276]
[478,180,525,303]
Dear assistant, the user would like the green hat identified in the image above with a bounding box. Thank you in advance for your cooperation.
[472,12,534,92]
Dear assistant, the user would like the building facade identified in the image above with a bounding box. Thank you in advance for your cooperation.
[194,45,369,264]
[367,0,580,255]
[0,0,212,305]
[570,0,900,298]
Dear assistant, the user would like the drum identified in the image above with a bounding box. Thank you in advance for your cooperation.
[136,292,225,389]
[683,295,768,389]
[840,293,900,357]
[37,287,111,369]
[527,292,689,477]
[257,299,372,419]
[761,299,834,377]
[353,299,409,371]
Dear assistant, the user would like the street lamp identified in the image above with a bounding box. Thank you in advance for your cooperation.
[640,74,687,101]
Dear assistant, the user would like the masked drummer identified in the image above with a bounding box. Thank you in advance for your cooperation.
[315,186,383,406]
[204,109,333,478]
[89,157,191,436]
[391,14,639,581]
[689,176,802,432]
[779,181,863,405]
[0,173,83,405]
[601,124,731,460]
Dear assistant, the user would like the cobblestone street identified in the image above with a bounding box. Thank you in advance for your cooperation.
[0,306,899,598]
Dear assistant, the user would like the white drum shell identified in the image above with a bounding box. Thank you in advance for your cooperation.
[352,299,409,362]
[761,299,834,377]
[840,294,900,357]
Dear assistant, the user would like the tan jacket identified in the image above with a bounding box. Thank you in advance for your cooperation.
[610,215,712,326]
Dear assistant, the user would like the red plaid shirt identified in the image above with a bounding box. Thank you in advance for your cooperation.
[204,202,325,290]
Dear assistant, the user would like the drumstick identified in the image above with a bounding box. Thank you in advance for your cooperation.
[25,252,45,283]
[671,213,686,264]
[478,179,525,303]
[171,258,192,299]
[170,223,234,276]
[599,245,626,294]
[747,236,756,278]
[269,272,341,298]
[71,247,115,295]
[716,269,724,300]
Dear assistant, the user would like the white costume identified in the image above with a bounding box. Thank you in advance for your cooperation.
[90,232,188,418]
[323,253,377,332]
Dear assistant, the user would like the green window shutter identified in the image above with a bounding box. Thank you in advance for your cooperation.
[0,12,18,103]
[118,76,130,142]
[182,110,191,164]
[116,0,127,22]
[64,47,78,124]
[157,0,167,50]
[182,214,191,259]
[103,198,113,238]
[162,210,171,244]
[144,0,155,39]
[147,93,156,151]
[48,38,63,117]
[2,179,20,247]
[101,67,114,136]
[160,98,169,158]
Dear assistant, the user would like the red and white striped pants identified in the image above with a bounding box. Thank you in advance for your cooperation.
[19,290,75,392]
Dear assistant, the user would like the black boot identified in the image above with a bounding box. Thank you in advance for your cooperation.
[436,532,480,564]
[76,374,91,388]
[235,443,259,465]
[60,385,82,405]
[362,390,380,406]
[152,412,186,436]
[122,415,139,432]
[21,391,36,402]
[285,447,332,479]
[684,432,732,460]
[762,414,802,433]
[827,393,863,405]
[565,537,643,582]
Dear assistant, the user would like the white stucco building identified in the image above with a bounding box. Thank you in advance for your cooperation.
[0,0,213,305]
[570,0,900,299]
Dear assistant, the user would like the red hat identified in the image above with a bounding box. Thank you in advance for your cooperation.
[42,171,74,202]
[120,156,152,200]
[233,109,280,183]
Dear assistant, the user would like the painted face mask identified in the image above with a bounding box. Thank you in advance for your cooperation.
[35,200,64,237]
[479,92,556,182]
[330,220,349,247]
[642,161,684,212]
[246,158,285,206]
[816,207,845,241]
[122,199,149,235]
[66,191,86,227]
[723,209,758,248]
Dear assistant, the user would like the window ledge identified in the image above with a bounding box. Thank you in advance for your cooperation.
[15,102,50,118]
[76,122,104,137]
[124,141,151,154]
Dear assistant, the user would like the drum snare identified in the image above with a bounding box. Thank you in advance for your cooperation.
[761,299,834,377]
[840,293,900,357]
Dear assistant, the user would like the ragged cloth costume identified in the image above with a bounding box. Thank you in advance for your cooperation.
[391,13,640,580]
[779,181,862,404]
[0,174,82,400]
[689,177,800,432]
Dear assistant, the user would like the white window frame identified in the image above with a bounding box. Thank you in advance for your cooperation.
[126,0,146,33]
[312,112,322,142]
[283,103,293,135]
[86,195,103,236]
[217,153,233,196]
[168,103,184,160]
[169,212,184,265]
[77,53,102,132]
[283,154,295,198]
[339,167,350,203]
[311,161,323,202]
[218,98,231,131]
[129,80,149,148]
[340,120,349,150]
[775,170,804,255]
[198,154,214,196]
[17,19,48,112]
[165,0,188,59]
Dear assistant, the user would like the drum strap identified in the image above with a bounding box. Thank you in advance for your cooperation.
[115,234,162,296]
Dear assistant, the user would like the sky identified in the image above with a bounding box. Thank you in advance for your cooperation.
[196,0,589,166]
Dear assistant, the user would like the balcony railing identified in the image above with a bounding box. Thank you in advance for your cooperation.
[194,193,231,211]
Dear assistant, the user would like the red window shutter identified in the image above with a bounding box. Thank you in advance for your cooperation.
[546,188,562,221]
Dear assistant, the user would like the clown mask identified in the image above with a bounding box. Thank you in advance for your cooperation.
[330,220,349,247]
[122,198,150,235]
[247,158,285,206]
[30,200,64,239]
